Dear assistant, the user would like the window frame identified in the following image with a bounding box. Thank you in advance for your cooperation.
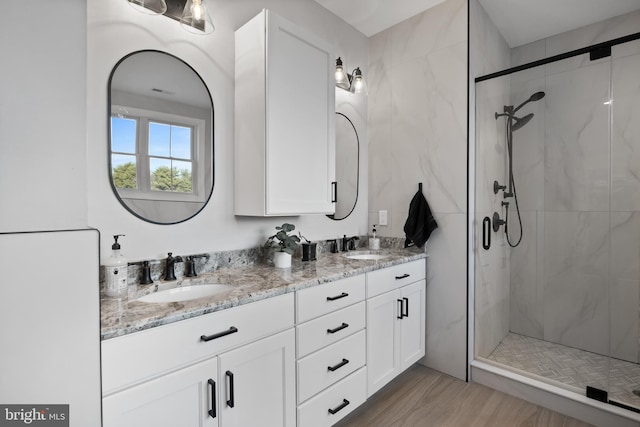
[111,105,207,203]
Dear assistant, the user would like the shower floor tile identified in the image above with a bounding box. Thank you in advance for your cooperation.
[487,332,640,409]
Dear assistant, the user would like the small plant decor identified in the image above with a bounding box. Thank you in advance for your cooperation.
[264,223,300,255]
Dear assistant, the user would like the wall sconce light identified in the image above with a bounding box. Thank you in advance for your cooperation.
[127,0,214,35]
[128,0,167,15]
[335,57,368,95]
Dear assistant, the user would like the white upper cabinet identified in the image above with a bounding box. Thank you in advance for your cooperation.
[235,9,336,216]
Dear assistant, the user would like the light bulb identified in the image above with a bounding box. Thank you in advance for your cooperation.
[180,0,214,34]
[335,66,346,83]
[351,68,367,95]
[192,0,203,21]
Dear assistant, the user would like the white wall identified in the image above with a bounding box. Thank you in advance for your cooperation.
[86,0,369,261]
[368,0,468,379]
[0,0,88,233]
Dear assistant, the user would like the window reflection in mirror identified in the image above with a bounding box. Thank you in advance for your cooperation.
[328,112,359,220]
[108,50,214,224]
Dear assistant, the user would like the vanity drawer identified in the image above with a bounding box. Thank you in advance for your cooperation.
[297,302,365,358]
[296,275,365,323]
[102,293,294,395]
[297,330,366,403]
[297,367,367,427]
[366,259,426,298]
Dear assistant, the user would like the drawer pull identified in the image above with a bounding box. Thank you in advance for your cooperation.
[327,358,349,372]
[326,292,349,301]
[328,399,350,415]
[403,297,409,318]
[200,326,238,342]
[327,322,349,334]
[226,370,235,408]
[395,273,410,280]
[207,379,216,418]
[397,299,404,319]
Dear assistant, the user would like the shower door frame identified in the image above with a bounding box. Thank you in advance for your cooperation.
[469,29,640,416]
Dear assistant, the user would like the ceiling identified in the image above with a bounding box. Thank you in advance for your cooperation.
[313,0,446,37]
[478,0,640,47]
[314,0,640,46]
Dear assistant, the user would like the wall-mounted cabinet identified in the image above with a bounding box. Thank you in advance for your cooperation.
[234,9,336,216]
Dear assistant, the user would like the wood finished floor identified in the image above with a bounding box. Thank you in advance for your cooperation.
[335,365,593,427]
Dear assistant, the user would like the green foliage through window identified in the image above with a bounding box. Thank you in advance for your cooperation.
[113,162,137,189]
[151,166,193,193]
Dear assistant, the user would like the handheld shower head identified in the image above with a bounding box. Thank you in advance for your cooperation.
[513,91,545,113]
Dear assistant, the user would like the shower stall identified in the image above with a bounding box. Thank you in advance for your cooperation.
[472,16,640,419]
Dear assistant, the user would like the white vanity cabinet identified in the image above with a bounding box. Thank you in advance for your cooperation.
[102,293,295,427]
[102,357,219,427]
[295,275,367,426]
[366,260,426,396]
[218,329,296,427]
[234,9,336,216]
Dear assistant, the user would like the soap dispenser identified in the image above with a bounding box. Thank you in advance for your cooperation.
[104,234,128,297]
[370,225,380,250]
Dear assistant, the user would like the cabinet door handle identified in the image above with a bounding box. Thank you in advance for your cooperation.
[225,370,235,408]
[328,399,350,415]
[395,274,410,280]
[331,181,338,203]
[326,292,349,301]
[200,326,238,342]
[327,322,349,334]
[327,358,349,372]
[403,297,409,318]
[207,379,216,418]
[397,299,404,319]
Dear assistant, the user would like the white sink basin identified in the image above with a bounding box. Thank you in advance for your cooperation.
[345,253,389,261]
[138,284,234,303]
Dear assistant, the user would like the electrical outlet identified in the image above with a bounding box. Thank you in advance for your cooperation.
[379,210,388,226]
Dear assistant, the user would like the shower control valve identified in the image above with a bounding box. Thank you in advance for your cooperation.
[492,212,506,232]
[493,180,507,195]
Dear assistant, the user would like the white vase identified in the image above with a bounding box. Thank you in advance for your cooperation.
[273,252,292,268]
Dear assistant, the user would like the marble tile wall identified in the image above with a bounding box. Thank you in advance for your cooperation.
[369,0,468,379]
[470,0,512,359]
[505,13,640,363]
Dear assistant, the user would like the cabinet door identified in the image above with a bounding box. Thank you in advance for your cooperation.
[266,11,335,215]
[103,357,218,427]
[218,329,296,427]
[400,280,426,371]
[366,290,400,397]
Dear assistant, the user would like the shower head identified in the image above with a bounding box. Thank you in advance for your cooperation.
[513,91,545,113]
[511,113,534,131]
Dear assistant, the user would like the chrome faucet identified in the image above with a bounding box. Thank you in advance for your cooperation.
[164,252,183,281]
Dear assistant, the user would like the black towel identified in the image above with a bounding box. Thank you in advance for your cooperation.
[403,189,438,248]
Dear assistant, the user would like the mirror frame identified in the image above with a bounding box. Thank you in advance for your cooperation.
[107,50,214,225]
[327,112,360,221]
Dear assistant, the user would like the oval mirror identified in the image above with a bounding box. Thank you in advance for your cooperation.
[328,112,359,220]
[108,50,214,224]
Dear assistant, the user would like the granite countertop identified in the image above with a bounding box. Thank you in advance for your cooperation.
[100,248,427,340]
